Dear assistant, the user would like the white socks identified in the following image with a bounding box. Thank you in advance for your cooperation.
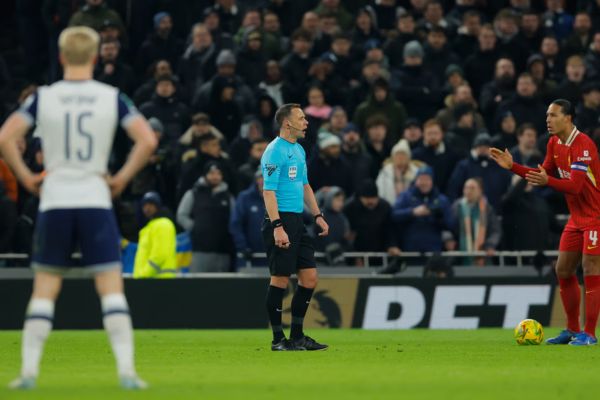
[101,293,136,377]
[21,298,54,378]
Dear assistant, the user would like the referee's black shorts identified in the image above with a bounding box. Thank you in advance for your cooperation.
[262,212,316,276]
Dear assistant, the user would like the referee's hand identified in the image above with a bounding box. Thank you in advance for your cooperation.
[316,217,329,237]
[274,226,290,249]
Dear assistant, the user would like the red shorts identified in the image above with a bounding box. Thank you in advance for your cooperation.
[559,220,600,255]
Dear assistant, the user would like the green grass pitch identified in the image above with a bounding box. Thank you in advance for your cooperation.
[0,329,598,400]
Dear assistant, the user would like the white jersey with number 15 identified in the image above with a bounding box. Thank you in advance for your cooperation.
[18,80,138,211]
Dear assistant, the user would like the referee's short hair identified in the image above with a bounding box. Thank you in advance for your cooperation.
[551,99,576,121]
[275,103,301,126]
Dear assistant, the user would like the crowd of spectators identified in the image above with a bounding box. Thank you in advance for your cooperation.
[1,0,598,270]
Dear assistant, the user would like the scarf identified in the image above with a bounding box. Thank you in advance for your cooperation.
[459,197,487,252]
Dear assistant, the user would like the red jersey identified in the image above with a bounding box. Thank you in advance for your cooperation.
[512,127,600,229]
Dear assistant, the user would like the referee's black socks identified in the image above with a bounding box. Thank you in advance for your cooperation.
[290,285,314,340]
[266,285,286,342]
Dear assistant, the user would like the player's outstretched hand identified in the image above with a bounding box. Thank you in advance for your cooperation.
[316,216,329,237]
[107,174,127,198]
[489,147,513,170]
[22,172,44,196]
[525,164,549,186]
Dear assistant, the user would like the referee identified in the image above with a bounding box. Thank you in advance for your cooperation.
[261,103,330,351]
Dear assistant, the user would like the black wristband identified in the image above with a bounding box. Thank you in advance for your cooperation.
[314,213,324,222]
[271,219,283,228]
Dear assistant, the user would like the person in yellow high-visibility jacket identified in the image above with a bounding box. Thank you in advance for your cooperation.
[134,192,177,278]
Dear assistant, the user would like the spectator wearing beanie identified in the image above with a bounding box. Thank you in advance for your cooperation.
[136,12,184,74]
[391,39,440,123]
[133,192,178,279]
[376,139,421,205]
[353,77,407,143]
[392,166,453,252]
[446,133,512,210]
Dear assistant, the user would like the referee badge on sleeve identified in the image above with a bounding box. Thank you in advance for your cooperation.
[265,164,277,176]
[288,165,297,180]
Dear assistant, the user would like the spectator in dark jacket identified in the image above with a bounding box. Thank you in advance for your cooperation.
[510,123,542,168]
[238,138,268,191]
[384,12,418,70]
[177,132,237,201]
[479,58,516,129]
[447,133,512,210]
[177,162,235,272]
[364,116,393,179]
[178,23,218,91]
[94,39,136,95]
[280,28,314,103]
[392,166,453,252]
[229,117,264,167]
[423,27,460,85]
[501,175,554,251]
[206,76,243,143]
[540,35,565,83]
[584,32,600,82]
[235,28,266,89]
[136,12,184,73]
[563,11,593,57]
[412,119,459,193]
[139,74,191,148]
[68,0,126,40]
[576,82,600,136]
[192,49,256,114]
[347,59,387,118]
[340,123,373,191]
[229,168,265,267]
[517,9,544,54]
[494,73,547,135]
[463,24,499,97]
[313,187,351,265]
[491,111,518,151]
[391,40,441,123]
[353,77,407,142]
[308,132,354,195]
[133,60,185,106]
[551,55,586,106]
[452,10,481,59]
[344,180,400,260]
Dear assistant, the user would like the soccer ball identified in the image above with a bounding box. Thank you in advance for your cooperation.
[514,319,544,345]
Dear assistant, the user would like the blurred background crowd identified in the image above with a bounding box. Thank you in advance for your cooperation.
[0,0,598,272]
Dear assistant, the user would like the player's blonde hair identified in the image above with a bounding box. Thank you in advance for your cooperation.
[58,26,99,66]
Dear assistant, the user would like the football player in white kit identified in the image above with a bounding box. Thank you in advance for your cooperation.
[0,27,157,389]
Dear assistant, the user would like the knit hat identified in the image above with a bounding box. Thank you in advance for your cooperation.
[318,132,342,149]
[341,123,360,135]
[356,179,378,198]
[445,64,464,78]
[203,161,223,176]
[404,118,421,129]
[153,12,170,28]
[141,191,162,206]
[216,49,236,66]
[415,166,434,179]
[403,40,424,58]
[473,133,492,148]
[391,139,411,158]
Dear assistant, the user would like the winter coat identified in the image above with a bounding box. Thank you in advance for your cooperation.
[353,91,407,141]
[229,183,265,253]
[344,196,396,251]
[177,179,234,253]
[392,185,453,252]
[446,154,512,210]
[412,143,459,193]
[139,94,191,145]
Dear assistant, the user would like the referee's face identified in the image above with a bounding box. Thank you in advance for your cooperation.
[289,108,308,139]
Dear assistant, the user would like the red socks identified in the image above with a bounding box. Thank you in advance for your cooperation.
[584,275,600,338]
[558,276,581,333]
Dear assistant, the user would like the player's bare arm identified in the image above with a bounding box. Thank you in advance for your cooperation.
[263,189,290,248]
[304,184,329,236]
[108,116,157,197]
[489,147,513,170]
[0,113,44,195]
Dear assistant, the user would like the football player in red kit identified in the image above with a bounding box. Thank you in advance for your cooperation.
[491,99,600,346]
